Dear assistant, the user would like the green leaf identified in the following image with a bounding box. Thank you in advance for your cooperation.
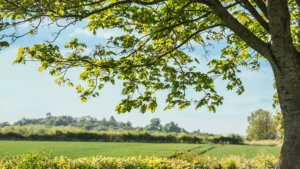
[0,41,9,47]
[68,82,74,87]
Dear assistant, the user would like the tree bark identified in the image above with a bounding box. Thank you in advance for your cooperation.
[198,0,300,167]
[273,52,300,168]
[265,0,300,166]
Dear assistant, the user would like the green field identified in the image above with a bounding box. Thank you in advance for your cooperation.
[189,144,280,158]
[0,141,281,159]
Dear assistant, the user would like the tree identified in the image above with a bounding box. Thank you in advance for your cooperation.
[54,117,68,126]
[163,122,181,133]
[1,0,300,167]
[0,122,10,127]
[46,112,52,117]
[246,109,278,140]
[145,118,162,131]
[83,123,94,130]
[125,121,133,129]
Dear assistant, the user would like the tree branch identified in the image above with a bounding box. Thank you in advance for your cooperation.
[267,0,297,59]
[240,0,270,33]
[296,0,300,7]
[195,0,272,60]
[252,0,268,19]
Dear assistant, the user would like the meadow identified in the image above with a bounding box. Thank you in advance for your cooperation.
[0,141,280,159]
[189,144,280,158]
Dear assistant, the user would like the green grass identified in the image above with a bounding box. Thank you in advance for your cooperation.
[0,141,198,158]
[0,141,281,159]
[191,144,281,158]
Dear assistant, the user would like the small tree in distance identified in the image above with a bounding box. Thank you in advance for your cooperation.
[145,118,162,132]
[46,112,52,117]
[246,109,278,140]
[163,121,184,133]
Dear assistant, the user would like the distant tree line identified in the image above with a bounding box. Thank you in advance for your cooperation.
[0,114,244,144]
[0,110,284,142]
[0,114,200,134]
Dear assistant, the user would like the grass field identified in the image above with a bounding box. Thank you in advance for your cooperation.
[0,141,281,159]
[189,144,280,158]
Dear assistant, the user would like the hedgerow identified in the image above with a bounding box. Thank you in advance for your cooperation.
[0,151,277,169]
[0,126,243,144]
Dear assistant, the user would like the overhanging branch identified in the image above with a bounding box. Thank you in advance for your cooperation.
[194,0,272,60]
[252,0,268,19]
[239,0,270,33]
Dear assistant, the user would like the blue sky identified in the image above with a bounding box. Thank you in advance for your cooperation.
[0,21,276,135]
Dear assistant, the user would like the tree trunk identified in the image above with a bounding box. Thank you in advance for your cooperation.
[273,53,300,168]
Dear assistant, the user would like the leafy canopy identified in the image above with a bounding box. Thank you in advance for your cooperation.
[246,109,278,140]
[1,0,298,113]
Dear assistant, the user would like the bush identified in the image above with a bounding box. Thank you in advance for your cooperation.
[0,151,277,169]
[0,126,244,144]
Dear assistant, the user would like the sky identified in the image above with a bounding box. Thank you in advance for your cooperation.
[0,21,277,136]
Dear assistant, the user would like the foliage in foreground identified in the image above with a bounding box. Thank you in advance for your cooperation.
[0,151,277,169]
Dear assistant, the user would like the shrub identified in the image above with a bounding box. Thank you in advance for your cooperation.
[220,157,240,169]
[0,151,277,169]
